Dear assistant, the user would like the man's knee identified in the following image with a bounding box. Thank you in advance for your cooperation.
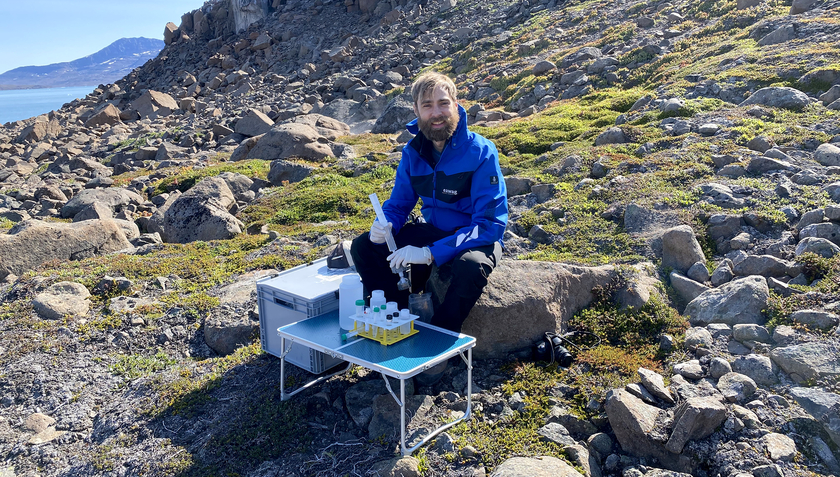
[351,232,373,264]
[450,249,495,295]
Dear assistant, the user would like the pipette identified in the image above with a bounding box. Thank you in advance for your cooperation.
[369,193,411,291]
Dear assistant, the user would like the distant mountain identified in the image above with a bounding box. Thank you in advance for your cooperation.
[0,37,164,89]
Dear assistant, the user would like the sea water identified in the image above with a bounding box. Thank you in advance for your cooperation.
[0,86,95,124]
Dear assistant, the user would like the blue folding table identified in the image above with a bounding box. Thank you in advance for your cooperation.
[277,310,476,455]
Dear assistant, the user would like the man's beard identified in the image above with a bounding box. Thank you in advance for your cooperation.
[418,113,458,142]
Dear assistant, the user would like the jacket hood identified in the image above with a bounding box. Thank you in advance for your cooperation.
[405,104,470,149]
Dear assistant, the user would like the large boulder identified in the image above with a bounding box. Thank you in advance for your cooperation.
[287,114,351,141]
[661,225,705,274]
[60,188,144,219]
[129,90,180,119]
[32,281,91,320]
[16,117,62,143]
[770,342,840,382]
[0,219,132,280]
[266,159,315,186]
[371,93,416,134]
[162,177,244,243]
[203,270,274,355]
[246,123,334,161]
[234,109,274,137]
[434,260,615,359]
[815,143,840,167]
[85,104,122,128]
[684,275,769,326]
[665,396,727,453]
[604,389,692,472]
[739,87,810,110]
[490,456,583,477]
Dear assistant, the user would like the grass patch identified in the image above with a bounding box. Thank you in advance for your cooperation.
[110,351,178,380]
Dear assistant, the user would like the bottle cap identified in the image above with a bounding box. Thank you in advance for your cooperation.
[373,307,379,312]
[355,299,365,306]
[386,314,393,321]
[393,312,400,318]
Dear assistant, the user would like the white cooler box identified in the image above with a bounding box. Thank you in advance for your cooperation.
[257,257,357,373]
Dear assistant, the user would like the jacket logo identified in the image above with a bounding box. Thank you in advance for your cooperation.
[442,188,458,195]
[490,176,499,185]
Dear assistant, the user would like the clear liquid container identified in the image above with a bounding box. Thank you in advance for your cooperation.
[339,274,363,330]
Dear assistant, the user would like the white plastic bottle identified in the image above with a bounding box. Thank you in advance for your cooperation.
[339,274,364,330]
[370,290,386,312]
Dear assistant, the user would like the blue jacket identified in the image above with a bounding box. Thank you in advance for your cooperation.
[381,104,508,265]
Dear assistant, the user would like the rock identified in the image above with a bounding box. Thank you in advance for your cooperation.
[162,177,243,243]
[790,310,840,330]
[815,143,840,167]
[24,413,55,433]
[369,394,433,442]
[372,93,415,134]
[16,117,61,143]
[686,262,710,283]
[716,372,757,402]
[684,276,769,326]
[369,456,421,477]
[604,389,691,472]
[759,433,797,461]
[247,123,334,161]
[594,127,628,146]
[204,313,258,356]
[795,237,840,258]
[758,24,796,46]
[790,0,819,13]
[638,368,674,403]
[731,255,790,277]
[710,357,732,379]
[670,272,710,304]
[129,90,180,119]
[234,109,274,137]
[72,202,113,222]
[446,260,614,359]
[665,396,727,453]
[626,382,658,404]
[163,22,179,44]
[564,444,600,477]
[732,324,772,344]
[532,60,557,76]
[684,327,713,351]
[661,226,705,274]
[32,281,91,320]
[537,423,577,447]
[490,456,582,477]
[659,98,685,113]
[798,222,840,246]
[345,378,415,429]
[820,85,840,106]
[731,354,778,386]
[674,360,704,380]
[746,157,795,174]
[28,427,66,445]
[0,219,132,281]
[217,172,255,203]
[85,104,122,128]
[60,188,143,219]
[739,87,810,110]
[711,262,734,286]
[266,159,315,186]
[506,177,534,197]
[770,343,840,382]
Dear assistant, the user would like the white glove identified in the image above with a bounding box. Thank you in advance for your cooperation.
[387,246,433,269]
[369,219,392,244]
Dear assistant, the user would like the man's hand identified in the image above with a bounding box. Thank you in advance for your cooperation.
[387,246,433,269]
[369,220,392,244]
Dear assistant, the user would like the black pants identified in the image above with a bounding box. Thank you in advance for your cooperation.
[350,222,502,333]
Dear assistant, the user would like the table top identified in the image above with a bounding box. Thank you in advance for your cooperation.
[277,310,475,379]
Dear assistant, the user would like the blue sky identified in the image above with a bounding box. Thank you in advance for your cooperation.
[0,0,202,74]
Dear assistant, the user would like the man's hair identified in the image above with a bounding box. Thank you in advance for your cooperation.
[410,71,457,106]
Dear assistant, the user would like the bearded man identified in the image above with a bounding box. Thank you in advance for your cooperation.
[350,71,508,334]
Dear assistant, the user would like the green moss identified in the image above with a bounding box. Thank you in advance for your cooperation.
[110,351,178,380]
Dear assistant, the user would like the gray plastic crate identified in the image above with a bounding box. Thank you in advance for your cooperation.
[256,258,356,373]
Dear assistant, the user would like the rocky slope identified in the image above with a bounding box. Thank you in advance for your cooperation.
[0,38,165,89]
[0,0,839,476]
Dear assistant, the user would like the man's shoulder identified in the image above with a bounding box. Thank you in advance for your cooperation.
[464,129,499,153]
